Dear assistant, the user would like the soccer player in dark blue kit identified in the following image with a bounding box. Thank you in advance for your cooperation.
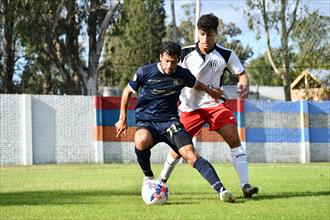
[115,42,235,202]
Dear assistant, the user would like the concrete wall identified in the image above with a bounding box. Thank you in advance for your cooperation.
[0,95,329,165]
[0,95,95,165]
[95,97,330,163]
[31,95,95,164]
[0,95,24,164]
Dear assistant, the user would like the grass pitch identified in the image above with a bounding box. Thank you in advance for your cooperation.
[0,163,329,220]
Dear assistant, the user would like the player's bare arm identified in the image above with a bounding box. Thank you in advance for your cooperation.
[237,71,249,99]
[194,80,222,100]
[115,86,132,137]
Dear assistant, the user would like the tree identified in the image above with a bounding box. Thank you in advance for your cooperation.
[4,0,120,95]
[246,52,282,86]
[175,3,195,46]
[17,55,65,94]
[245,3,329,88]
[167,0,178,41]
[102,0,165,88]
[245,0,301,101]
[163,2,196,45]
[291,10,330,74]
[1,0,20,93]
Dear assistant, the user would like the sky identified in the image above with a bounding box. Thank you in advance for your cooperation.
[164,0,330,61]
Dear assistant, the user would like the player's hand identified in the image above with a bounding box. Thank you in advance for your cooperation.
[209,86,223,100]
[115,119,127,138]
[238,84,249,99]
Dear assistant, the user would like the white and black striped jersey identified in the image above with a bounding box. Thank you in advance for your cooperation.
[179,43,245,112]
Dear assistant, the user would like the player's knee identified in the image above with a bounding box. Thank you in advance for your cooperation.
[185,154,198,166]
[185,156,198,166]
[135,135,152,150]
[217,124,241,147]
[225,133,241,147]
[135,128,153,148]
[227,137,241,148]
[135,140,150,150]
[179,145,199,166]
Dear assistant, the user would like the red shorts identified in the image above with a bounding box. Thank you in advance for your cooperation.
[180,103,237,137]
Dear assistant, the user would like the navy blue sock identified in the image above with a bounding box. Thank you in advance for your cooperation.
[135,147,154,177]
[193,157,224,193]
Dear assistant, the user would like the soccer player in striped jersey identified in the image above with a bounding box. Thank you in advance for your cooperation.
[115,41,235,202]
[160,14,259,198]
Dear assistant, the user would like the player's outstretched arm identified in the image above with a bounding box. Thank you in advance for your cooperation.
[115,86,132,137]
[194,80,222,100]
[237,71,249,99]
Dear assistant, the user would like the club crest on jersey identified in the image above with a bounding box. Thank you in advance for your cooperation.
[173,78,184,86]
[209,59,219,69]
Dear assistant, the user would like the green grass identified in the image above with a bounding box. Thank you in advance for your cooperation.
[1,163,329,220]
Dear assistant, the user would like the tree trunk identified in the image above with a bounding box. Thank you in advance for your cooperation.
[261,0,281,76]
[86,73,98,96]
[82,0,120,96]
[42,72,52,94]
[280,0,292,101]
[86,55,98,96]
[170,0,177,40]
[64,78,77,95]
[2,0,15,94]
[66,0,82,95]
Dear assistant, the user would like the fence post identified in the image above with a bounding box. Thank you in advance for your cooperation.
[300,100,310,163]
[94,96,104,164]
[22,94,33,165]
[236,99,245,150]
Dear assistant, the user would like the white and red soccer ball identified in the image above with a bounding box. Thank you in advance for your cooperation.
[142,179,169,205]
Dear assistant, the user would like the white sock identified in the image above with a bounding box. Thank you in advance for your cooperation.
[230,146,249,188]
[160,152,180,181]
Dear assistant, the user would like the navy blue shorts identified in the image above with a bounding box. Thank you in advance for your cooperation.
[136,120,193,153]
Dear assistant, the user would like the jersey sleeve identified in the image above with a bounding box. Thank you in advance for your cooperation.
[183,69,197,88]
[128,67,144,93]
[227,51,245,75]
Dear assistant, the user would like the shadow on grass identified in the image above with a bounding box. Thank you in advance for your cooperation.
[0,190,141,206]
[170,190,330,204]
[169,192,248,204]
[248,191,330,201]
[2,190,329,206]
[0,190,215,206]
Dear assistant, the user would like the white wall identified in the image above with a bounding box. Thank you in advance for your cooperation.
[0,95,24,164]
[0,95,329,165]
[0,95,95,164]
[31,95,95,164]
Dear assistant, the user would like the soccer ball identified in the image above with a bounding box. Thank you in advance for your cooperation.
[141,179,169,205]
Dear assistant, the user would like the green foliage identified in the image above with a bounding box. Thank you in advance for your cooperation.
[291,11,330,74]
[2,0,120,95]
[247,9,330,86]
[177,3,196,46]
[244,0,303,100]
[17,59,65,94]
[246,53,282,86]
[9,0,82,94]
[1,163,329,220]
[1,0,23,93]
[162,2,196,45]
[103,0,165,88]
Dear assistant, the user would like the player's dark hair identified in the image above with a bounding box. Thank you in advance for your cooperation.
[197,13,219,32]
[160,41,181,57]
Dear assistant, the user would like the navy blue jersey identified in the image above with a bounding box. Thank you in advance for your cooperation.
[128,63,196,122]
